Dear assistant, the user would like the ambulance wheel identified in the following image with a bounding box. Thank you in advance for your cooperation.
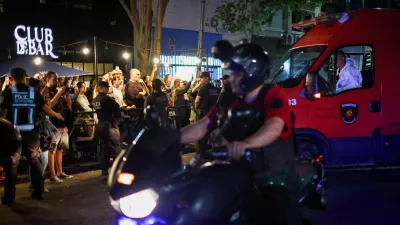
[296,140,324,163]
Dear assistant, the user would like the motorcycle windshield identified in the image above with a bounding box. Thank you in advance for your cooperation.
[109,126,182,200]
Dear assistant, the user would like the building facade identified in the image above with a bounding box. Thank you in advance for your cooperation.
[156,0,223,80]
[158,0,320,69]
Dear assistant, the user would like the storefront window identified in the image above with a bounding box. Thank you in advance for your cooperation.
[104,63,113,73]
[84,63,94,74]
[73,62,83,71]
[62,62,72,68]
[98,63,104,75]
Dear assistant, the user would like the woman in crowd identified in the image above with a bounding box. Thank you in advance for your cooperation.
[41,72,73,184]
[28,77,65,192]
[163,74,173,97]
[171,77,193,106]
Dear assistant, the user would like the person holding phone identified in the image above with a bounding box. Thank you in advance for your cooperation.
[41,72,73,184]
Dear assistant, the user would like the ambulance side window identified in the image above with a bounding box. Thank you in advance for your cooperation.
[317,45,374,96]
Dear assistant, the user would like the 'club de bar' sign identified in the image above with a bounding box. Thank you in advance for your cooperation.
[14,25,58,59]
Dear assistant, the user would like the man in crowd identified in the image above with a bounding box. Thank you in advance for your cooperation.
[216,74,236,116]
[194,71,219,153]
[125,68,149,109]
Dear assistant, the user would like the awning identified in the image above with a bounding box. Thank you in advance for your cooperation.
[0,56,89,77]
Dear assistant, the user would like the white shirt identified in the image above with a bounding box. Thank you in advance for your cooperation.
[336,58,363,93]
[111,87,124,106]
[76,94,93,112]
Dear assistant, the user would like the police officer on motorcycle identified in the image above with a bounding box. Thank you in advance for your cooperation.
[181,40,301,225]
[92,81,121,176]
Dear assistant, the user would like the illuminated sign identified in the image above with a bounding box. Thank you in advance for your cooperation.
[14,25,58,59]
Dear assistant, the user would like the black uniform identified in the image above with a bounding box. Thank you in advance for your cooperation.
[197,82,218,152]
[146,91,169,121]
[216,83,236,117]
[1,83,45,200]
[0,118,21,205]
[92,92,121,174]
[197,82,218,119]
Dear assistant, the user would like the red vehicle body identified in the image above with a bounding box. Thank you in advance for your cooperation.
[270,9,400,167]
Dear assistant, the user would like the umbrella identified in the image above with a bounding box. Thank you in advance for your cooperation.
[0,56,89,77]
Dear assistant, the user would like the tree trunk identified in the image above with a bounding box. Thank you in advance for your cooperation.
[142,0,153,76]
[153,0,168,78]
[119,0,169,77]
[133,25,138,69]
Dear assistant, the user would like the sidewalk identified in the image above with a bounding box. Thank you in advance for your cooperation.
[0,161,100,187]
[0,170,108,225]
[0,153,195,187]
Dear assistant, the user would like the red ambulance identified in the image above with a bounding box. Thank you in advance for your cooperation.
[270,9,400,167]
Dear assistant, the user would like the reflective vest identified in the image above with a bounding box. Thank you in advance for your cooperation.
[10,85,36,131]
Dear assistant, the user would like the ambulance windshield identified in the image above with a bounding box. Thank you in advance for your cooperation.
[270,45,326,88]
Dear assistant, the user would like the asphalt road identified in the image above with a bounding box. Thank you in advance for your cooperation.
[1,165,400,225]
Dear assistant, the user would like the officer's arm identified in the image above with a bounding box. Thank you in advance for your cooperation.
[111,100,121,119]
[180,116,210,144]
[243,87,287,148]
[243,117,284,148]
[194,96,201,110]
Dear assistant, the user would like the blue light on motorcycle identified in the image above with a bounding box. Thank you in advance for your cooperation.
[117,216,166,225]
[118,217,137,225]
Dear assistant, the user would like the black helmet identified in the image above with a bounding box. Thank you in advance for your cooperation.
[212,40,270,93]
[0,118,21,158]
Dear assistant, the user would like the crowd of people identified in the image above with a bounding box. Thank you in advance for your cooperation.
[0,39,306,225]
[0,64,234,205]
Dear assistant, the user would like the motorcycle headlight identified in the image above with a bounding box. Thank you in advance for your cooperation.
[119,188,159,219]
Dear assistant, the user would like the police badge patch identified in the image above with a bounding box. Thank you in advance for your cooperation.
[340,103,358,124]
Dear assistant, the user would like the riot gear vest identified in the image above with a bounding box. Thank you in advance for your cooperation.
[221,84,299,191]
[9,85,36,132]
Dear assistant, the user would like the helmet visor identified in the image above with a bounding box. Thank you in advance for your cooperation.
[221,60,244,72]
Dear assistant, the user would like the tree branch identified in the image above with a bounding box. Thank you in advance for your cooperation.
[130,0,140,28]
[160,0,168,21]
[119,0,137,28]
[209,0,327,34]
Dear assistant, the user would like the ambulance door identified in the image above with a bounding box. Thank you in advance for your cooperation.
[307,45,381,166]
[375,43,400,163]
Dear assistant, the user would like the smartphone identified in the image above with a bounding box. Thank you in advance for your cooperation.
[5,77,9,82]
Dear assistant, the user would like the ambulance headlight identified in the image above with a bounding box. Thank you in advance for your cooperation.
[119,188,159,219]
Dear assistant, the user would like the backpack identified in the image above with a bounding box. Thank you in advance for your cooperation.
[9,85,36,132]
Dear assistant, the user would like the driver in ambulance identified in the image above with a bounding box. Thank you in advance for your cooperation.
[335,50,363,93]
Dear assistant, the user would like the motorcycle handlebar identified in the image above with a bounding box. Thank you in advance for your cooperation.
[203,146,252,161]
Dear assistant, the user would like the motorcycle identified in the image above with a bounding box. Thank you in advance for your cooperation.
[108,118,326,225]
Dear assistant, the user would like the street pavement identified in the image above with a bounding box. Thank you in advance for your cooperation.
[1,159,400,225]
